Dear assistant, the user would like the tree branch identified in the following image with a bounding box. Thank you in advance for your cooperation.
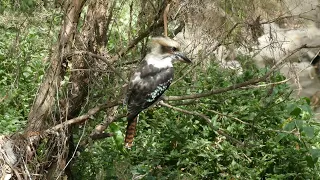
[172,22,240,86]
[116,21,164,58]
[204,108,299,134]
[165,44,320,101]
[45,100,121,133]
[71,51,128,82]
[163,3,171,37]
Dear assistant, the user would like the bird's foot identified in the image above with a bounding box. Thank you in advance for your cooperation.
[125,143,132,149]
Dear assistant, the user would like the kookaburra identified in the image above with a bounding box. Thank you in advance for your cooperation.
[125,37,191,148]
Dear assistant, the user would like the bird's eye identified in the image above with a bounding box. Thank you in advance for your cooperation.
[171,47,177,52]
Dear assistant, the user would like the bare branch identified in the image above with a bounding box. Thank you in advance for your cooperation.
[91,132,113,140]
[45,100,121,133]
[160,101,212,126]
[71,51,128,82]
[163,3,171,37]
[165,44,320,101]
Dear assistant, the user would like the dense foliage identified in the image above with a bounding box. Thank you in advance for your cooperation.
[72,61,320,179]
[1,1,320,179]
[0,16,45,133]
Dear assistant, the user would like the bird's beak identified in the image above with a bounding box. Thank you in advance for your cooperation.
[175,52,192,63]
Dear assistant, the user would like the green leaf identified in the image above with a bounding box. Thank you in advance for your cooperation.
[302,126,314,138]
[290,107,301,116]
[275,133,288,142]
[286,103,296,113]
[309,149,320,159]
[294,120,303,129]
[283,121,295,131]
[303,97,311,105]
[109,123,127,154]
[300,105,312,114]
[306,155,316,168]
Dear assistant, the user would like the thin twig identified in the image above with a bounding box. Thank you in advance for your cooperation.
[240,64,312,89]
[71,51,128,82]
[22,157,32,180]
[240,78,291,89]
[116,21,163,58]
[159,101,244,146]
[56,121,87,180]
[260,7,319,25]
[203,108,298,134]
[172,23,240,85]
[204,108,251,126]
[160,101,212,127]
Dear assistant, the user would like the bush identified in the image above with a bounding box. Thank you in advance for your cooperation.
[73,59,320,179]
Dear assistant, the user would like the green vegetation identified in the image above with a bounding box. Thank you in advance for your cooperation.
[73,61,320,179]
[0,16,46,133]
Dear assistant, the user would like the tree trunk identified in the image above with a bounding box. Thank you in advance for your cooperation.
[0,0,167,179]
[0,0,89,179]
[27,0,86,132]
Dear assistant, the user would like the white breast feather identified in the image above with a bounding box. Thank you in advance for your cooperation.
[131,72,141,84]
[146,54,173,68]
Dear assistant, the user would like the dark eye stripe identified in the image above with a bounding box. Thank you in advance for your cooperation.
[161,45,179,54]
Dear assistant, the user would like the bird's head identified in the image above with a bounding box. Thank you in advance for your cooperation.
[149,37,191,63]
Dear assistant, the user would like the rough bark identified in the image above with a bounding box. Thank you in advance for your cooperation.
[0,0,168,179]
[57,1,111,178]
[26,0,86,132]
[2,0,88,179]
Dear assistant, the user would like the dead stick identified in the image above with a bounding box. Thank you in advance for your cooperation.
[163,3,171,37]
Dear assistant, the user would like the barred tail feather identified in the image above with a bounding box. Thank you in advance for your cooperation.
[125,114,138,149]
